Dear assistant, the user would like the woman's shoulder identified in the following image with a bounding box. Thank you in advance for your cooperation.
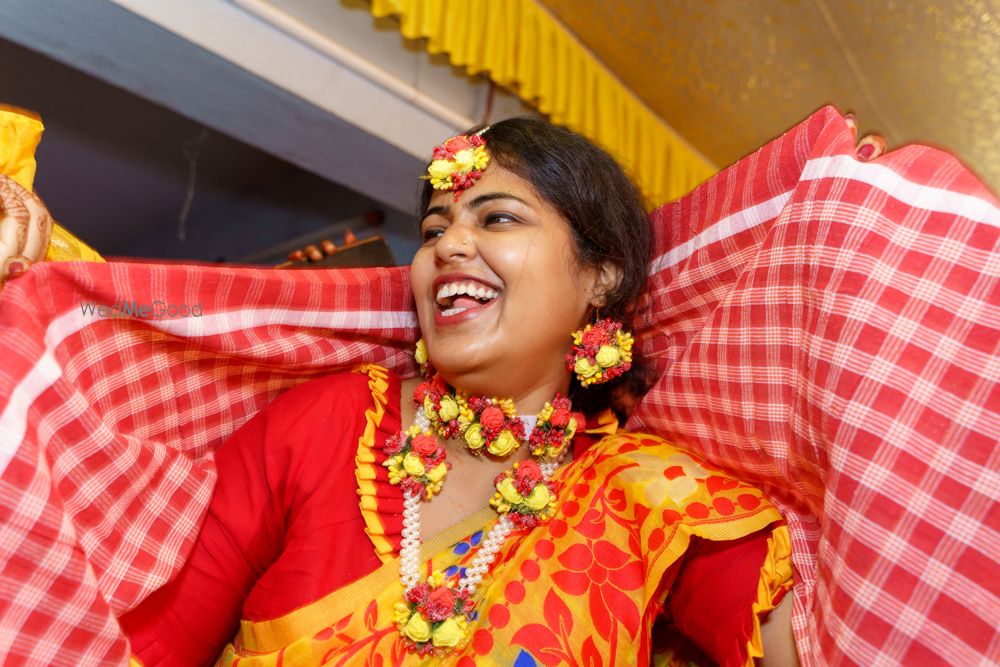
[227,365,401,491]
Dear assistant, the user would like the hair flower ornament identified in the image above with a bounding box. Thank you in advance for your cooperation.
[424,133,490,200]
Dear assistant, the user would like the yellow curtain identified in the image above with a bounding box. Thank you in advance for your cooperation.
[370,0,716,207]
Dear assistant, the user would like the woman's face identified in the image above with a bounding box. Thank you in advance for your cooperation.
[411,165,600,409]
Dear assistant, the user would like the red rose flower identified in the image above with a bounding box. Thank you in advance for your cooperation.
[411,434,438,456]
[515,460,542,486]
[413,382,431,403]
[443,136,468,154]
[430,376,448,395]
[581,328,608,346]
[480,406,504,430]
[423,586,456,622]
[549,408,571,429]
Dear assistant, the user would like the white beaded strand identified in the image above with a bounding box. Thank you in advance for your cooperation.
[400,490,423,591]
[397,406,565,597]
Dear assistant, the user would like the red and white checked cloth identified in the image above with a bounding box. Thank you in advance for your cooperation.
[0,107,996,665]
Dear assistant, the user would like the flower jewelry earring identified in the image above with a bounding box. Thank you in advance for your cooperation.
[567,318,634,386]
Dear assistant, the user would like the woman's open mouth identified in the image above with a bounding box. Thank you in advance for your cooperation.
[434,278,500,318]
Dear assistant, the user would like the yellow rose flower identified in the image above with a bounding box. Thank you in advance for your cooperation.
[498,477,523,504]
[464,423,485,450]
[574,357,598,377]
[426,462,448,483]
[414,339,428,365]
[423,395,437,420]
[431,616,465,648]
[595,345,621,368]
[524,483,551,510]
[489,430,519,456]
[438,395,460,422]
[427,159,453,182]
[402,612,432,643]
[451,148,476,172]
[403,452,425,477]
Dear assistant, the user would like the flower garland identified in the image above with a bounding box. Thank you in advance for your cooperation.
[393,572,474,654]
[490,459,556,529]
[424,133,490,200]
[380,351,576,657]
[529,395,577,459]
[566,318,634,386]
[382,425,450,499]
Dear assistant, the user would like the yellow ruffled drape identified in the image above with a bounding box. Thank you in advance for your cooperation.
[370,0,717,207]
[0,105,104,263]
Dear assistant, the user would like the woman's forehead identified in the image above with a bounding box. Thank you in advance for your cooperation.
[425,165,551,215]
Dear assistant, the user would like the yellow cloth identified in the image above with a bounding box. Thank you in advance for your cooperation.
[0,104,104,263]
[370,0,717,207]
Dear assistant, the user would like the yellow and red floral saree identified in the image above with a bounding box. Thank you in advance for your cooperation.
[220,368,791,666]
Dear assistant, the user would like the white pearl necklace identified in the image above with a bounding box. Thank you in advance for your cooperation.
[398,406,562,597]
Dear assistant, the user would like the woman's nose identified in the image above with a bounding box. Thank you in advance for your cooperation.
[435,225,475,261]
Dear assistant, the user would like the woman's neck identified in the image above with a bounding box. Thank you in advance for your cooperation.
[432,368,573,416]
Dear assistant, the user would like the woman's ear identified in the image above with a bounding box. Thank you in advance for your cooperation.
[589,262,623,308]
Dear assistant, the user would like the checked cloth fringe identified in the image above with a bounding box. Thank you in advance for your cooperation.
[0,107,997,665]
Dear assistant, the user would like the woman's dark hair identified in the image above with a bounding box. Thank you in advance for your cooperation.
[418,118,653,418]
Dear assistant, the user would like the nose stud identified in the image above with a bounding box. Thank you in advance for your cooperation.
[461,240,469,246]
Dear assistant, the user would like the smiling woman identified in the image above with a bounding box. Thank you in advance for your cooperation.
[413,167,606,410]
[116,119,795,666]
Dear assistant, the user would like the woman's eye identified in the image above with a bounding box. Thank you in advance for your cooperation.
[484,212,518,226]
[421,227,444,243]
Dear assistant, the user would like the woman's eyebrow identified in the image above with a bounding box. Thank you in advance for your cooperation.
[465,192,530,210]
[421,205,448,221]
[421,192,530,221]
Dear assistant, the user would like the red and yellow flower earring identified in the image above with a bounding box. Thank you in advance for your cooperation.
[566,318,634,386]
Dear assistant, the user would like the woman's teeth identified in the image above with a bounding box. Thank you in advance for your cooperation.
[435,281,500,316]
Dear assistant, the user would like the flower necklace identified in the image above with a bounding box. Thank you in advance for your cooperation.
[381,365,579,657]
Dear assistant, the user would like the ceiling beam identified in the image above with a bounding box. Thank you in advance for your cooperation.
[0,0,460,211]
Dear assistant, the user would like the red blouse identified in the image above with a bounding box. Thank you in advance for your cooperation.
[121,370,402,666]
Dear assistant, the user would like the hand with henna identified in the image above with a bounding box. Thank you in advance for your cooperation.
[0,175,53,286]
[844,113,887,161]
